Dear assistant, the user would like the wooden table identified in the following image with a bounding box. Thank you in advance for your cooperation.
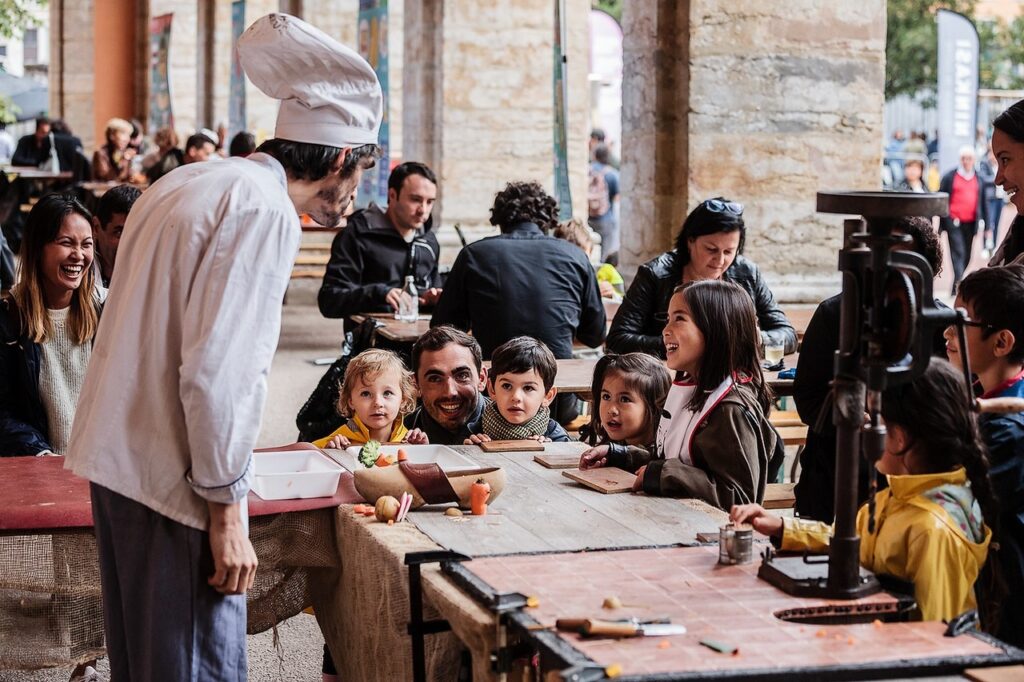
[309,442,729,681]
[2,166,73,181]
[349,313,431,343]
[76,180,148,198]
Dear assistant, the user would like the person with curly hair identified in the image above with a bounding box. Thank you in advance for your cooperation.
[432,180,606,360]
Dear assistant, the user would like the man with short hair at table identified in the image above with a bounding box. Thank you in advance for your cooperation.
[315,161,440,327]
[64,14,383,680]
[318,161,442,327]
[11,116,78,171]
[404,325,490,445]
[91,184,142,286]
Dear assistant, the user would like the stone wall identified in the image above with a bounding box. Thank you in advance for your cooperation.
[404,0,591,234]
[621,1,886,302]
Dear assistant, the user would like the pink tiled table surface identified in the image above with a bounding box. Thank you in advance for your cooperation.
[462,545,1010,678]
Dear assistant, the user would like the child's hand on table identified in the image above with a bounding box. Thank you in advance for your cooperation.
[579,445,609,470]
[631,465,647,492]
[526,434,550,442]
[326,434,350,449]
[730,503,783,538]
[405,429,429,445]
[464,433,492,445]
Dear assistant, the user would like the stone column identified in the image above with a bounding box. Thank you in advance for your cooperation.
[620,1,886,302]
[49,0,96,150]
[403,0,591,236]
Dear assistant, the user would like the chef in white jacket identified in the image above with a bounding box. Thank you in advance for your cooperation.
[64,14,382,681]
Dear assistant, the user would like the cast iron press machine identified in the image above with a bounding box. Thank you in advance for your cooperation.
[758,190,959,600]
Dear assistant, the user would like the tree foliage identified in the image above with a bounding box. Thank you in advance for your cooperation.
[886,0,976,99]
[0,0,45,41]
[591,0,621,24]
[978,15,1024,90]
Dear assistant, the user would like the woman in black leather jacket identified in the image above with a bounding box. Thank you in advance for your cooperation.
[607,197,796,357]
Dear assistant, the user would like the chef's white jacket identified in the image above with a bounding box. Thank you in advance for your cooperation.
[65,153,299,531]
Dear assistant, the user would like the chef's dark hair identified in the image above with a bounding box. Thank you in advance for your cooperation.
[256,139,380,182]
[994,98,1024,142]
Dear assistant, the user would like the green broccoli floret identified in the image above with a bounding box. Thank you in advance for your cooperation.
[358,440,381,468]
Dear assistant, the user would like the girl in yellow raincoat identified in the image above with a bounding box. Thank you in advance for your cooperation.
[732,359,999,623]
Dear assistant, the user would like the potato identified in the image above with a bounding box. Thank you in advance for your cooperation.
[374,495,401,522]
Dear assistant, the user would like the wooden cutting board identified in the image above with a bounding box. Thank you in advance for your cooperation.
[533,452,581,469]
[478,439,546,452]
[562,467,636,494]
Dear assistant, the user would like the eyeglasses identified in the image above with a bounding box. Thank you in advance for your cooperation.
[703,198,744,215]
[961,317,994,331]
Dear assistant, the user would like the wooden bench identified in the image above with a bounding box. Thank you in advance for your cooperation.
[291,249,330,280]
[764,482,796,510]
[777,425,808,447]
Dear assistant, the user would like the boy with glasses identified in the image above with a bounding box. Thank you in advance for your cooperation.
[944,264,1024,646]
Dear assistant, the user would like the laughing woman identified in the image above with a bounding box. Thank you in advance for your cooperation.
[0,194,105,455]
[990,99,1024,266]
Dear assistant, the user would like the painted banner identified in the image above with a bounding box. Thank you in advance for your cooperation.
[147,13,174,132]
[937,9,979,175]
[357,0,389,208]
[228,1,247,140]
[552,0,573,219]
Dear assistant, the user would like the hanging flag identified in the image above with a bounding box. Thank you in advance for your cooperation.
[553,0,573,219]
[228,1,247,141]
[937,9,979,176]
[147,14,174,132]
[357,0,390,208]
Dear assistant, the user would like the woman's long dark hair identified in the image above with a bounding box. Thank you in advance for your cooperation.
[673,197,746,267]
[676,279,772,413]
[586,353,671,446]
[880,358,1004,630]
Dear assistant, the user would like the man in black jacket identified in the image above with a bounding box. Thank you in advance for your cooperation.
[318,161,441,327]
[431,181,606,361]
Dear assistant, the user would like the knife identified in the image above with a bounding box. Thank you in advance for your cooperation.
[580,619,686,638]
[555,616,670,632]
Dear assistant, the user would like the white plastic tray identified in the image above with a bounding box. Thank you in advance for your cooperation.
[251,449,343,500]
[332,443,477,472]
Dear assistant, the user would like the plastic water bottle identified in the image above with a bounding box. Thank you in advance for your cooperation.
[396,275,418,321]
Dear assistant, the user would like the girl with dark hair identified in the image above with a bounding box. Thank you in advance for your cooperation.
[607,197,796,357]
[989,98,1024,266]
[0,193,104,455]
[733,359,999,624]
[580,352,671,449]
[582,280,782,510]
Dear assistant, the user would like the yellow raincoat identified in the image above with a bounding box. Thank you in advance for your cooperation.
[312,415,408,449]
[782,468,991,621]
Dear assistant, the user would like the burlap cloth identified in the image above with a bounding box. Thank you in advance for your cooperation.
[0,509,338,670]
[309,509,498,682]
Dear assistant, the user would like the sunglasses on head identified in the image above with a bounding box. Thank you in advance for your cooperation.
[703,198,743,215]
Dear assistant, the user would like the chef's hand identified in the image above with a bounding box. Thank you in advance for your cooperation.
[327,434,350,449]
[579,445,609,470]
[419,288,443,306]
[405,429,429,445]
[207,501,258,595]
[631,465,647,492]
[464,433,492,445]
[730,503,783,538]
[385,288,404,312]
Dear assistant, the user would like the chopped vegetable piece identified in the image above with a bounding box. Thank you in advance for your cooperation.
[699,639,738,655]
[444,507,463,517]
[525,596,539,608]
[604,664,622,678]
[657,640,671,650]
[359,440,381,468]
[602,596,623,610]
[397,448,408,462]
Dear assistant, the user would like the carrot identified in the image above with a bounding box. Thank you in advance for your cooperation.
[374,454,391,467]
[397,448,408,462]
[470,479,491,516]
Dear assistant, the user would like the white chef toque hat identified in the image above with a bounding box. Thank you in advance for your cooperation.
[237,13,383,149]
